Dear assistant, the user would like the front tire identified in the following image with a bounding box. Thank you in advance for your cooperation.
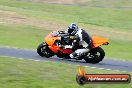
[37,42,54,58]
[84,47,105,64]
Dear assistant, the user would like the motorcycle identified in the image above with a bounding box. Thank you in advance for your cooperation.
[37,31,109,63]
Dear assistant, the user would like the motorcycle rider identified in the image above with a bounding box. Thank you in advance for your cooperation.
[64,23,93,59]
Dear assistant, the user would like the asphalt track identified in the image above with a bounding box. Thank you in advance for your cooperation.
[0,47,132,72]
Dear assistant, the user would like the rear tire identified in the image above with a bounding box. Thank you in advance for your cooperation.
[37,42,54,58]
[84,47,105,64]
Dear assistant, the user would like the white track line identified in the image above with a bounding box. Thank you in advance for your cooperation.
[0,46,36,51]
[34,60,41,62]
[0,55,131,73]
[84,65,131,73]
[0,45,132,62]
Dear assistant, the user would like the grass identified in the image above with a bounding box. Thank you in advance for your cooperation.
[0,56,131,88]
[0,1,131,88]
[103,39,132,60]
[84,0,132,7]
[0,23,132,60]
[0,24,51,49]
[0,0,132,60]
[0,0,132,30]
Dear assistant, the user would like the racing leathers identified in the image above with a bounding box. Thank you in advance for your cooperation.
[69,28,92,59]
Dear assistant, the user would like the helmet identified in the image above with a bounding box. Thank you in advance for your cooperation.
[68,23,78,35]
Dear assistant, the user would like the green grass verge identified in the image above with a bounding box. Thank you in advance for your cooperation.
[0,0,132,60]
[0,56,131,88]
[103,39,132,60]
[0,23,132,61]
[0,24,51,49]
[83,0,132,7]
[0,0,132,30]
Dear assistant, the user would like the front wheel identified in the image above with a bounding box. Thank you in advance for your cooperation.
[84,47,105,64]
[37,42,54,58]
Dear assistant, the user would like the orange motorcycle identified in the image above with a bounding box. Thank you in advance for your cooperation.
[37,31,109,63]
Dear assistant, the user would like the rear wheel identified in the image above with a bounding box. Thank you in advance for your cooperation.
[84,47,105,64]
[37,42,54,58]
